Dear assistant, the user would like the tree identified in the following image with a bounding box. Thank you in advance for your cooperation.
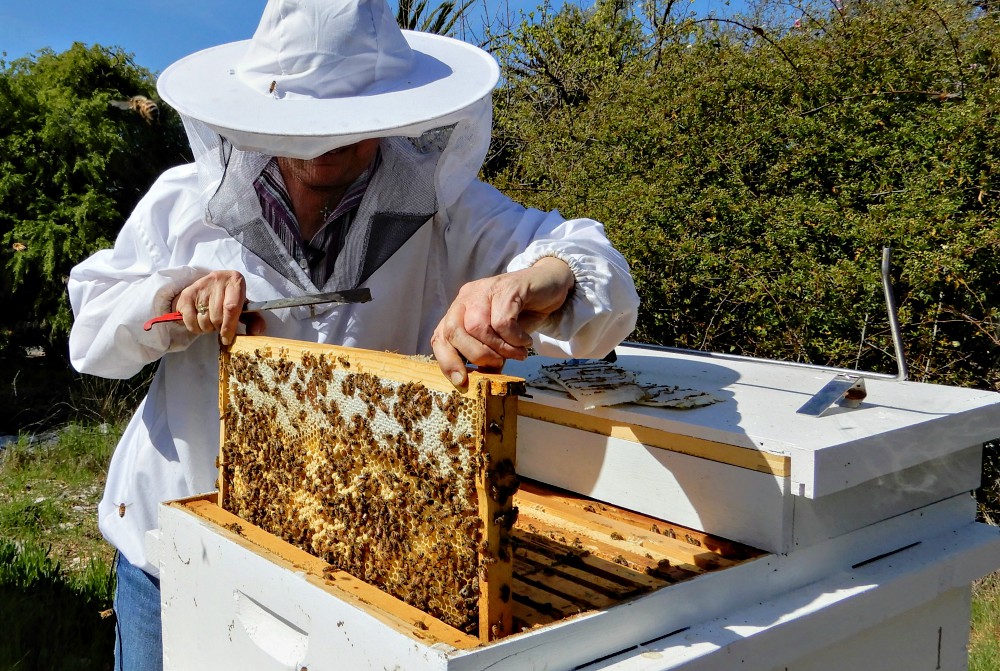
[395,0,475,35]
[0,44,190,355]
[487,0,1000,390]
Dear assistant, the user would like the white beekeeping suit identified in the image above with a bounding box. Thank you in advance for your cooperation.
[68,0,639,576]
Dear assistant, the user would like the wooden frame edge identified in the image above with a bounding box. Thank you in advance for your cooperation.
[518,400,791,477]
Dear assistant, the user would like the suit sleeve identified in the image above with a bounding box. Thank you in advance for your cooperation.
[68,165,210,379]
[442,180,640,359]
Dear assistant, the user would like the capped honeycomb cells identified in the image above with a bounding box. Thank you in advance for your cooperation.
[221,348,489,634]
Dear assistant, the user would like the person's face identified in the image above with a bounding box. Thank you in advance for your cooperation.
[277,139,380,192]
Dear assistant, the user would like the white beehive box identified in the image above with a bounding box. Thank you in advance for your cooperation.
[507,346,999,554]
[151,343,1000,670]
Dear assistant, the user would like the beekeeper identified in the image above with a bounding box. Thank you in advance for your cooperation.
[68,0,638,667]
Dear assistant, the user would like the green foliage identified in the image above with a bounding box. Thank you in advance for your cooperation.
[0,539,114,671]
[0,424,119,491]
[0,43,190,353]
[0,496,65,533]
[488,0,1000,389]
[0,423,117,668]
[980,440,1000,523]
[395,0,474,35]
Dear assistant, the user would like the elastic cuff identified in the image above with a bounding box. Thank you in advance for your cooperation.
[526,252,582,332]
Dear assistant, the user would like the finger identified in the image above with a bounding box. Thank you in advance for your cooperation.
[432,305,493,387]
[464,320,530,362]
[451,299,511,368]
[177,289,203,333]
[219,277,246,345]
[431,329,470,387]
[451,327,507,370]
[516,310,549,336]
[197,286,218,333]
[196,309,214,333]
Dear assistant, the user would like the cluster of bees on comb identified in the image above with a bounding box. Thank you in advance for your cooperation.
[220,346,518,635]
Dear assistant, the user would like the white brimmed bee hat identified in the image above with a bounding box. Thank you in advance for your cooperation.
[157,0,500,160]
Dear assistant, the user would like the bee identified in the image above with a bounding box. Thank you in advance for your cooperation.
[11,242,26,252]
[269,80,277,95]
[109,95,159,124]
[117,502,129,518]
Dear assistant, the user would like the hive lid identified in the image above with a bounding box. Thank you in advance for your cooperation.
[505,345,1000,498]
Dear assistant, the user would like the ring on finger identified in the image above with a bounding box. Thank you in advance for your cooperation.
[196,303,209,315]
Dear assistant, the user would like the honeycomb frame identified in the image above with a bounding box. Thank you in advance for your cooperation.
[218,336,523,642]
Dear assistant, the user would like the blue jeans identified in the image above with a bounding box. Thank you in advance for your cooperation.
[113,553,163,671]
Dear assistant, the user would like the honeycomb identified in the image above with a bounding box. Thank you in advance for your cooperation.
[219,340,520,637]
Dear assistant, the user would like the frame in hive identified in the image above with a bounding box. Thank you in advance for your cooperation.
[218,336,523,642]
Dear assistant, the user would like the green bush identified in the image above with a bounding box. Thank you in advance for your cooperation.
[0,539,114,671]
[488,0,1000,390]
[0,44,190,354]
[486,0,1000,520]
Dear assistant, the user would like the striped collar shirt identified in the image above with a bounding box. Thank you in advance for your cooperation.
[253,152,379,287]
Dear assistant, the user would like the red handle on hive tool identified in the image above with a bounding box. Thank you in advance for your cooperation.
[142,312,184,330]
[141,288,373,331]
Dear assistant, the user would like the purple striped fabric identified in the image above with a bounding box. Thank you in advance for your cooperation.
[253,152,379,286]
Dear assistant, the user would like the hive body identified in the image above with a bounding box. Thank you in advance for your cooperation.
[219,336,521,640]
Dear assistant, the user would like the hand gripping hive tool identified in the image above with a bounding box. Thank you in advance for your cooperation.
[142,288,372,331]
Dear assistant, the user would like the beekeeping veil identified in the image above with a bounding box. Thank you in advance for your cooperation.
[157,0,499,292]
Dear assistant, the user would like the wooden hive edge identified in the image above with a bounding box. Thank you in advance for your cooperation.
[169,494,482,650]
[218,347,231,507]
[516,481,764,562]
[226,335,524,397]
[518,399,790,477]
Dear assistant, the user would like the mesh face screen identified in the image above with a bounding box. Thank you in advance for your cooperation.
[205,137,438,292]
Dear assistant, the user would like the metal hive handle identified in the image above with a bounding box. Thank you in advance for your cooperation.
[881,247,909,382]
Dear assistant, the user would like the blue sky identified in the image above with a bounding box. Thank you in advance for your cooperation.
[0,0,748,75]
